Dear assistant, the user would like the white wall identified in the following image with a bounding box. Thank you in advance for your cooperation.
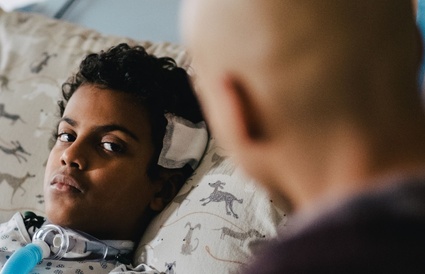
[61,0,181,43]
[4,0,182,43]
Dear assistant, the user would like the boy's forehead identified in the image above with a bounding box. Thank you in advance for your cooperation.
[64,86,150,130]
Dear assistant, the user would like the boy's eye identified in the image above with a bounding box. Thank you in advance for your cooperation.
[101,142,124,153]
[57,133,76,142]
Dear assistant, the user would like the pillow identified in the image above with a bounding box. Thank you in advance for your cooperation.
[0,9,287,273]
[136,138,287,273]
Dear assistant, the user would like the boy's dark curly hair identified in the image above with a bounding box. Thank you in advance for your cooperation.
[59,43,204,180]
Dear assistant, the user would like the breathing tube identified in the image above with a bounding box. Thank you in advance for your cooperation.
[1,224,125,274]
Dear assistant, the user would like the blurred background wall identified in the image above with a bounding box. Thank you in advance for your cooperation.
[0,0,181,43]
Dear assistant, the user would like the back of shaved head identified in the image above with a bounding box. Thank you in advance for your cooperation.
[182,0,420,135]
[181,2,425,273]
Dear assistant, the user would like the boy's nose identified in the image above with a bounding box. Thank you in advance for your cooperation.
[60,142,88,170]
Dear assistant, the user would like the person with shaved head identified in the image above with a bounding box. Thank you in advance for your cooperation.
[180,1,425,272]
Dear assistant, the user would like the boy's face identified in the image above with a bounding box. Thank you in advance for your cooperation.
[44,85,161,240]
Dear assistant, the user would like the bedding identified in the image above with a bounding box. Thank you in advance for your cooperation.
[0,8,287,274]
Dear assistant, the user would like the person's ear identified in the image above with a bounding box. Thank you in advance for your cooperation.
[414,24,425,91]
[149,170,184,212]
[220,74,266,146]
[413,0,418,15]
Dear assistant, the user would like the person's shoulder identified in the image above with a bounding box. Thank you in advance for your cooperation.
[341,176,425,223]
[243,177,425,273]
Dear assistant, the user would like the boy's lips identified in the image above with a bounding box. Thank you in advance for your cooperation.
[50,174,84,193]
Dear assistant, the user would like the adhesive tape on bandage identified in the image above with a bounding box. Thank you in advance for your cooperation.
[158,113,208,170]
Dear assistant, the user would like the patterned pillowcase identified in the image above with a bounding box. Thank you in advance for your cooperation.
[135,138,287,273]
[0,9,288,274]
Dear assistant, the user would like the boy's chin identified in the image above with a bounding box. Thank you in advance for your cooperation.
[45,205,79,228]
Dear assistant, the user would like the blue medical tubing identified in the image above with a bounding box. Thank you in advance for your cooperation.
[0,224,67,274]
[0,240,49,274]
[0,223,127,273]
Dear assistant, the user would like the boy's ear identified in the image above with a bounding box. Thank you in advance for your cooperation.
[149,171,183,212]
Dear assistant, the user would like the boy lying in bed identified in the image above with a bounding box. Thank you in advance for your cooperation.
[0,43,208,273]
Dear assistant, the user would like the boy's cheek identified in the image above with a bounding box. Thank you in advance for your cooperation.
[46,149,59,168]
[44,149,61,180]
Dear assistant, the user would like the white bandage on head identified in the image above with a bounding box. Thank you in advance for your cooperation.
[158,113,209,170]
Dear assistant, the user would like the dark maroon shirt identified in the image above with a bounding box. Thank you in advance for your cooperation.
[243,177,425,273]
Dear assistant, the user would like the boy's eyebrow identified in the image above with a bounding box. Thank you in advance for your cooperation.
[59,116,140,142]
[99,125,140,142]
[60,116,77,127]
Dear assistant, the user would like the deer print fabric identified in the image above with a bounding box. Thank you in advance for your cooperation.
[136,138,288,274]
